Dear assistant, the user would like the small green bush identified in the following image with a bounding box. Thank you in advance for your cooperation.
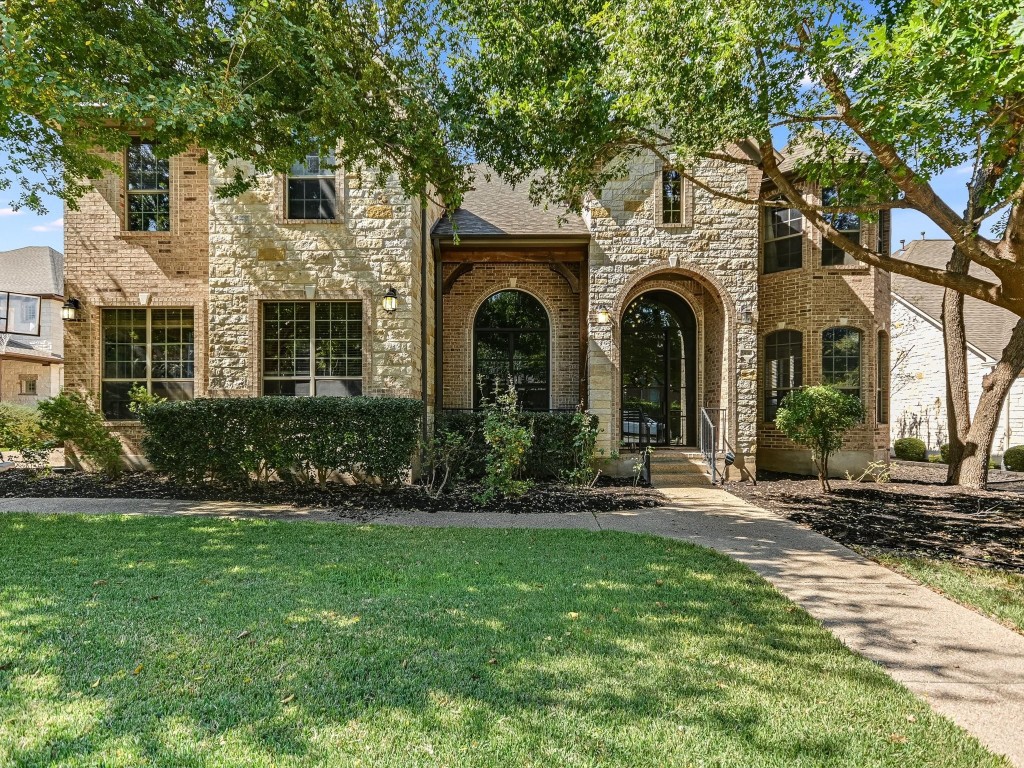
[139,396,422,487]
[478,383,533,502]
[939,443,951,464]
[37,392,123,476]
[894,437,927,462]
[1004,445,1024,472]
[0,403,54,469]
[775,385,864,493]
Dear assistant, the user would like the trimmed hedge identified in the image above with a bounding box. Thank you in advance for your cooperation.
[437,410,599,481]
[140,396,422,487]
[893,437,927,462]
[1004,445,1024,472]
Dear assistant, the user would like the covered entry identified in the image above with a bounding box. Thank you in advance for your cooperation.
[621,290,698,446]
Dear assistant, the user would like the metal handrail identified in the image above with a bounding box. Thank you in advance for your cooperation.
[700,407,725,484]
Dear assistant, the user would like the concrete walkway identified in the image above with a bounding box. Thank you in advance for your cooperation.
[2,489,1023,766]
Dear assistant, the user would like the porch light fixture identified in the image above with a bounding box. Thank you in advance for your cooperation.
[382,286,399,313]
[595,306,611,324]
[61,298,83,322]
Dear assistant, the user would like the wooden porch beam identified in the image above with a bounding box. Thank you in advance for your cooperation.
[442,263,475,295]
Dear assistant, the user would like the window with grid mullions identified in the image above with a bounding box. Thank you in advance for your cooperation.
[262,301,362,397]
[286,152,337,220]
[821,187,861,266]
[764,330,803,421]
[822,327,862,400]
[101,307,195,419]
[764,201,803,273]
[126,140,170,231]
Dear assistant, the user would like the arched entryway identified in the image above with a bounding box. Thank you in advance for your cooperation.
[473,289,551,409]
[620,290,698,446]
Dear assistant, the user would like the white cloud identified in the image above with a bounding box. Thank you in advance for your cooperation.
[0,207,21,217]
[30,217,63,233]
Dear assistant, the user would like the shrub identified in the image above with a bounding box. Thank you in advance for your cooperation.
[0,403,54,470]
[894,437,927,463]
[478,382,533,502]
[775,386,864,493]
[421,427,472,497]
[939,443,950,464]
[139,396,422,487]
[37,392,123,476]
[1004,445,1024,472]
[128,383,166,417]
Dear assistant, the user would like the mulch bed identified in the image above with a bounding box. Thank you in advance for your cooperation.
[0,469,666,517]
[727,461,1024,572]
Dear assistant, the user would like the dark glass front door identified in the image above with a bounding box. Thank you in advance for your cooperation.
[621,291,698,446]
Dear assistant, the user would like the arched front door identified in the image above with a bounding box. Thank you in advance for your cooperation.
[621,290,698,446]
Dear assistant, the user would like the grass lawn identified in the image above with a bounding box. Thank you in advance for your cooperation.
[873,554,1024,635]
[0,515,1006,767]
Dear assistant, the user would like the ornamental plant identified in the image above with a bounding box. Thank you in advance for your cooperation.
[0,403,55,471]
[37,392,123,477]
[478,380,533,503]
[775,386,864,493]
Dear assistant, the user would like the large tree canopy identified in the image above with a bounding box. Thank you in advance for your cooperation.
[445,0,1024,315]
[0,0,468,211]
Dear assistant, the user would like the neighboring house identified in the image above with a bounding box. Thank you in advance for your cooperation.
[63,142,891,476]
[891,239,1023,458]
[0,247,64,406]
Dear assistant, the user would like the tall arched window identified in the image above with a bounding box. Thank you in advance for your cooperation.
[822,327,862,400]
[765,330,803,421]
[764,199,803,273]
[473,290,550,410]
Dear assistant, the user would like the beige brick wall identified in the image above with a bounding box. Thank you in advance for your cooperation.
[441,261,581,410]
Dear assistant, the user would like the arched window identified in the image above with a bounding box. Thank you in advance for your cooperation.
[821,187,861,266]
[765,330,803,421]
[473,290,550,410]
[822,327,862,400]
[877,330,890,424]
[764,199,803,273]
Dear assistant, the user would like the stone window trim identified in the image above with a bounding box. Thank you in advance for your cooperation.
[123,139,172,234]
[652,162,694,229]
[275,152,346,225]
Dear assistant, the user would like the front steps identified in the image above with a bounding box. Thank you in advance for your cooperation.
[646,449,713,487]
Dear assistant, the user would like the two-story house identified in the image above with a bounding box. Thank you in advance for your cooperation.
[0,246,65,405]
[62,142,891,478]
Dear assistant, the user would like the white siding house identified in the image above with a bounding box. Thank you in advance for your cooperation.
[891,240,1024,459]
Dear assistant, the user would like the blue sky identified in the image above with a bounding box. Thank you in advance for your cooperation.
[0,158,976,256]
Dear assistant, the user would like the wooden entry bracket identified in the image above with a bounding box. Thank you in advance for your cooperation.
[549,261,579,293]
[442,263,475,295]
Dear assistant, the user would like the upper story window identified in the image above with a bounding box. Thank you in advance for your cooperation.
[764,200,803,273]
[126,140,170,231]
[287,152,337,220]
[764,330,803,422]
[877,210,891,255]
[822,327,862,401]
[0,292,41,336]
[821,187,861,266]
[101,307,195,419]
[661,170,683,225]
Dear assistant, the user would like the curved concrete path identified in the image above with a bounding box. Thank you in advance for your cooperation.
[2,488,1022,766]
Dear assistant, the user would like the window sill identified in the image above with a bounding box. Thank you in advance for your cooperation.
[278,217,344,226]
[118,230,173,239]
[820,264,870,273]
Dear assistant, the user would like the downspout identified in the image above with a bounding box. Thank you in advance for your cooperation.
[420,198,429,445]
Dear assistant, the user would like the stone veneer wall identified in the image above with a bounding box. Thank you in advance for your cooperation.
[63,147,211,453]
[756,183,891,475]
[207,158,438,402]
[441,261,581,409]
[585,155,759,472]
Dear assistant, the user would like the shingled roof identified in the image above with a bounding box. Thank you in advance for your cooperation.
[0,247,64,296]
[892,239,1019,361]
[432,165,589,239]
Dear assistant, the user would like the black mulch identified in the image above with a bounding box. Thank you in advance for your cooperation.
[726,461,1024,572]
[0,469,667,517]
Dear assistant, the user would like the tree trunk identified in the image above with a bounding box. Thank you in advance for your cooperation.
[954,318,1024,488]
[941,252,971,480]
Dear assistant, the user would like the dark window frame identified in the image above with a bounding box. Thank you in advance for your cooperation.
[125,139,170,232]
[822,326,863,402]
[764,200,804,273]
[820,187,861,266]
[101,307,195,420]
[877,330,890,424]
[764,330,803,422]
[661,169,683,225]
[261,300,363,397]
[472,290,551,411]
[286,152,338,221]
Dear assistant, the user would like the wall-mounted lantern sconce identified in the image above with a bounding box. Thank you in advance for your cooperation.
[382,286,398,313]
[61,298,83,322]
[595,306,611,324]
[303,284,317,300]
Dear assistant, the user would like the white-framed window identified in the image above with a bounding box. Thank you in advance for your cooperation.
[126,140,170,232]
[0,292,41,335]
[19,376,37,396]
[262,301,363,396]
[101,307,195,419]
[821,187,861,266]
[286,152,338,220]
[654,166,692,227]
[764,200,803,273]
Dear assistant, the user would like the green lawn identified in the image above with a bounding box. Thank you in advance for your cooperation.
[0,515,1005,767]
[874,554,1024,635]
